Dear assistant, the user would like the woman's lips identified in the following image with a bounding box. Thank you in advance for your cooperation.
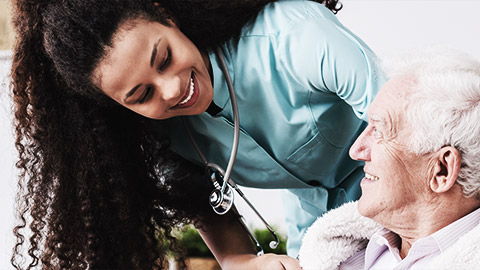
[175,72,200,109]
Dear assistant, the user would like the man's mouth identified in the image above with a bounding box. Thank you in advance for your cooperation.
[364,172,380,181]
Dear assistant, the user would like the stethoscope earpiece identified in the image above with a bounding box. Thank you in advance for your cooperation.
[269,241,278,249]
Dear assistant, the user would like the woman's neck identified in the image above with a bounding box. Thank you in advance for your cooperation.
[201,50,213,84]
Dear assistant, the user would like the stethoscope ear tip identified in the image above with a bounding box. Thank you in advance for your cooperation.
[269,241,278,249]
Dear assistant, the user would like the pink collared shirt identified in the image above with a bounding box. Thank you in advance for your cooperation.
[339,207,480,269]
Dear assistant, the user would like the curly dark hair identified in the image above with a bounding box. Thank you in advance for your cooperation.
[10,0,342,269]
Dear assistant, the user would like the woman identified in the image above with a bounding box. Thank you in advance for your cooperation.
[11,0,384,269]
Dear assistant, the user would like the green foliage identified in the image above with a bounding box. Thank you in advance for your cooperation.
[253,227,287,255]
[177,225,215,258]
[174,224,288,258]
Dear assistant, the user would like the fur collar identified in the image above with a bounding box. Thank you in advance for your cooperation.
[298,201,480,270]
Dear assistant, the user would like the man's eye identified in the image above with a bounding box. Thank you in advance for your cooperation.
[373,127,382,138]
[158,48,171,71]
[138,86,153,104]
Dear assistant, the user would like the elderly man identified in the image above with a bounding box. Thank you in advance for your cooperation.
[298,46,480,270]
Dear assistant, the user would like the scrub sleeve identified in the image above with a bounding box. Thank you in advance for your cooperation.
[277,7,385,256]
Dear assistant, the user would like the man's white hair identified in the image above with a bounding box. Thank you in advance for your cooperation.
[381,45,480,199]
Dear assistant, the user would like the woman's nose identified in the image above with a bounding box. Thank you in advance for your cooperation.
[156,75,182,101]
[349,129,371,161]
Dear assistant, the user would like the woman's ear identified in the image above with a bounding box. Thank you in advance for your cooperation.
[153,2,178,27]
[167,18,177,27]
[429,146,461,193]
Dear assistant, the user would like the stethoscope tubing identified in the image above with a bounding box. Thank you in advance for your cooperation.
[214,47,239,195]
[182,47,279,254]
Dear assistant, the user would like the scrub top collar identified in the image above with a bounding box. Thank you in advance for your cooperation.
[208,48,235,111]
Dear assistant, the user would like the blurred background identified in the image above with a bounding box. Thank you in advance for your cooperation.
[0,0,13,50]
[1,0,480,268]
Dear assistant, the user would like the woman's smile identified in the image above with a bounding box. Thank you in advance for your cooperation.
[174,72,200,109]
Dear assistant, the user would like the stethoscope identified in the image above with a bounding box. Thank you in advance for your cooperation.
[183,47,279,255]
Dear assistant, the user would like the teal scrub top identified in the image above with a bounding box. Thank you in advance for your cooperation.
[155,0,385,257]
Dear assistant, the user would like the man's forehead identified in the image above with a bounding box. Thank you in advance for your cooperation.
[385,75,416,97]
[369,113,387,124]
[367,91,391,124]
[368,76,414,127]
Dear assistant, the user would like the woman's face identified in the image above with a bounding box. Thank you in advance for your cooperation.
[93,18,214,120]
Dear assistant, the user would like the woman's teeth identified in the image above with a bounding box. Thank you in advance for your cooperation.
[365,172,380,181]
[179,77,194,105]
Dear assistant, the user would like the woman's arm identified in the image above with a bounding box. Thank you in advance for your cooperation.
[198,210,301,270]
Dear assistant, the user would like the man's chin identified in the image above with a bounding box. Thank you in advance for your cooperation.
[357,198,377,219]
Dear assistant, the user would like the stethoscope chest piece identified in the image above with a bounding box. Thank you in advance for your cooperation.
[208,169,234,215]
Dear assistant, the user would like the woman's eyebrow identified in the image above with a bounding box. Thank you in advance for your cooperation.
[150,38,161,68]
[124,84,142,102]
[123,38,162,103]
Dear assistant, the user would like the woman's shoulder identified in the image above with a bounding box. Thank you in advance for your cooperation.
[242,0,340,37]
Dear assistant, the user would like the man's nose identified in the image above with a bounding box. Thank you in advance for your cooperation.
[349,130,371,161]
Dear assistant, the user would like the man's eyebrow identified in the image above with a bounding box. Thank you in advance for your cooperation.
[369,114,386,126]
[150,38,161,68]
[124,84,142,102]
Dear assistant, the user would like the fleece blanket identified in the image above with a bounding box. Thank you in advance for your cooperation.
[298,201,480,270]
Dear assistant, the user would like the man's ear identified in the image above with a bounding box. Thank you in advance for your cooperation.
[429,146,461,193]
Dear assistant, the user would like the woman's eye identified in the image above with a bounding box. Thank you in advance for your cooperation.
[158,48,171,71]
[138,86,152,104]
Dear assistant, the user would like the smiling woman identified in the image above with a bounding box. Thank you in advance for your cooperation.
[11,1,296,268]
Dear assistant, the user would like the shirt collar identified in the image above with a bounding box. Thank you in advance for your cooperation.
[429,206,480,252]
[364,207,480,268]
[208,47,234,111]
[365,228,402,268]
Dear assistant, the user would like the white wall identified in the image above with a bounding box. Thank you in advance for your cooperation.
[338,0,480,59]
[1,1,480,267]
[0,50,16,268]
